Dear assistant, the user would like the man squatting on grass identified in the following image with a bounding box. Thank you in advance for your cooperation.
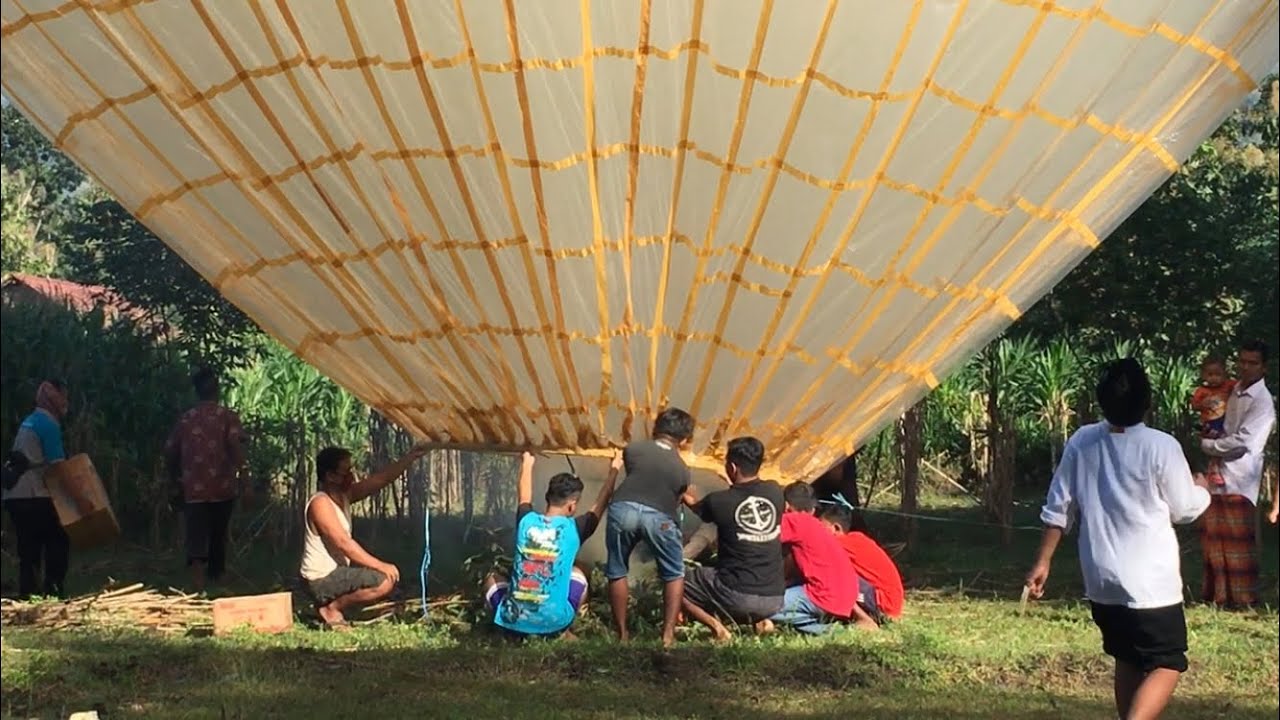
[1026,358,1211,720]
[299,444,429,629]
[485,450,620,639]
[680,436,786,642]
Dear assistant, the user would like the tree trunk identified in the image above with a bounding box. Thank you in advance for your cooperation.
[897,404,923,546]
[483,456,499,519]
[462,453,476,543]
[983,357,1016,545]
[290,421,308,544]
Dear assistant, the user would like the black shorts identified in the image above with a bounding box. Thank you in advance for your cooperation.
[1090,602,1189,673]
[683,566,783,623]
[305,567,388,606]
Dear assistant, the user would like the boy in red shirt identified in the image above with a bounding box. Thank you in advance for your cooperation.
[765,483,878,634]
[818,504,905,623]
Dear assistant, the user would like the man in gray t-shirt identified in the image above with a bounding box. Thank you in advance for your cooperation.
[604,407,694,648]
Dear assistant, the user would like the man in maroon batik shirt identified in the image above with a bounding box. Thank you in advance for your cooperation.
[165,367,248,592]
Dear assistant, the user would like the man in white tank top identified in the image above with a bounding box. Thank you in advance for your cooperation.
[300,444,427,628]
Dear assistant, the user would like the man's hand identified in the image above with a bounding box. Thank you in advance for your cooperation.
[350,444,430,503]
[378,561,401,584]
[590,450,625,518]
[405,443,430,462]
[1268,506,1279,525]
[1193,472,1211,490]
[1025,560,1050,599]
[522,451,537,473]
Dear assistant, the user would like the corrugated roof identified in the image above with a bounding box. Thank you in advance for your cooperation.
[2,273,155,327]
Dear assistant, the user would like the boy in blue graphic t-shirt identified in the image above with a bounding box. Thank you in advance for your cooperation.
[485,451,621,637]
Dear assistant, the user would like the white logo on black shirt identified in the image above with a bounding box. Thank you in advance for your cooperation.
[733,496,779,542]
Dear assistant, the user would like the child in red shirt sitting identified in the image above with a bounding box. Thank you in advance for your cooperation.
[765,483,878,634]
[818,504,905,623]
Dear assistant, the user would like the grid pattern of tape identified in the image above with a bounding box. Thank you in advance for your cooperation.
[1,0,1275,479]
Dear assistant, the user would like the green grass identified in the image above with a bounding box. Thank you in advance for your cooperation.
[3,493,1278,719]
[3,600,1276,719]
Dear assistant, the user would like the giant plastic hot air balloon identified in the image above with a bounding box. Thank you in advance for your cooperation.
[2,0,1276,480]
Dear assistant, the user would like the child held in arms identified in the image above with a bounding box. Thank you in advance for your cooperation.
[1190,355,1235,486]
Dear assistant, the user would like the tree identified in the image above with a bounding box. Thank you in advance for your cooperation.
[2,104,260,368]
[1,104,87,272]
[1,166,56,275]
[57,197,261,370]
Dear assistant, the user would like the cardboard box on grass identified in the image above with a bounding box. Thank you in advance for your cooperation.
[213,593,294,635]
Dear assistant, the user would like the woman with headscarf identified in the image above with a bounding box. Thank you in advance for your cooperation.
[3,380,72,598]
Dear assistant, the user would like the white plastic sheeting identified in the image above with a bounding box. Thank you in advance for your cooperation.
[2,0,1276,478]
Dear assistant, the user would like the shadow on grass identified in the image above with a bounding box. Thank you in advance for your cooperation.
[1,629,1267,720]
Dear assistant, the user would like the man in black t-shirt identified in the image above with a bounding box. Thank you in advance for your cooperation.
[681,436,785,642]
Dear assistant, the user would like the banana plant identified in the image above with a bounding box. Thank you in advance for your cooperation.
[1146,354,1199,440]
[1027,338,1083,468]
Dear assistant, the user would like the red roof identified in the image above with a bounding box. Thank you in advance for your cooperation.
[2,273,155,327]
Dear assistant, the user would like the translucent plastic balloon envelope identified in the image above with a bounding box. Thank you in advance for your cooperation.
[2,0,1276,478]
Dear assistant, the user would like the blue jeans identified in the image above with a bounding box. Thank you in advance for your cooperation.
[605,501,685,582]
[770,585,834,635]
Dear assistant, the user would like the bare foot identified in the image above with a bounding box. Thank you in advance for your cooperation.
[616,631,630,643]
[854,618,879,632]
[661,632,676,649]
[317,604,347,629]
[560,630,579,642]
[707,620,733,644]
[753,618,775,636]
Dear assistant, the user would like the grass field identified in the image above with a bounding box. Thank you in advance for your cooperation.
[3,494,1278,720]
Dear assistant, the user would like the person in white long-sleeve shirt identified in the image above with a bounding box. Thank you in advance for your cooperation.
[1026,358,1210,720]
[1197,339,1276,608]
